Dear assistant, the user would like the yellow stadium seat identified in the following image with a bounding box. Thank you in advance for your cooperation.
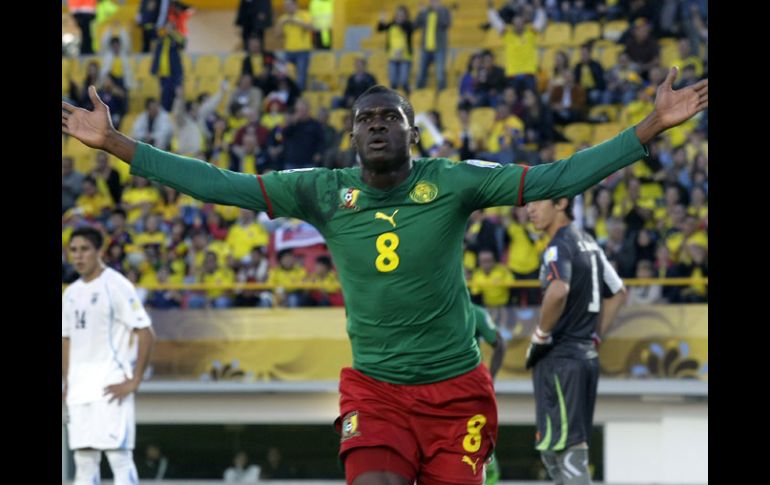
[409,88,436,113]
[134,55,154,79]
[482,29,504,49]
[591,122,623,145]
[602,20,629,42]
[62,58,73,80]
[469,107,495,133]
[452,49,475,76]
[194,54,222,78]
[572,21,601,47]
[588,104,620,122]
[368,50,389,71]
[329,109,349,132]
[303,91,323,115]
[72,57,99,82]
[563,122,594,144]
[182,53,193,75]
[196,75,223,97]
[120,113,138,133]
[539,47,562,74]
[599,44,624,70]
[539,23,572,48]
[183,76,196,99]
[360,34,383,51]
[555,142,576,159]
[308,51,337,89]
[223,53,244,79]
[338,52,362,78]
[437,90,459,121]
[137,78,160,100]
[660,43,679,69]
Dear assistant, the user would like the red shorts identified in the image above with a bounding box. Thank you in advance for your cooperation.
[334,364,498,484]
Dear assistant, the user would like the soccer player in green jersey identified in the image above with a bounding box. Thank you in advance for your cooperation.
[62,67,706,484]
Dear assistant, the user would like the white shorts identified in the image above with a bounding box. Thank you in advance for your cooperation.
[66,394,135,450]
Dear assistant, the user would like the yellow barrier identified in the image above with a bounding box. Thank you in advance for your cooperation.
[146,305,708,381]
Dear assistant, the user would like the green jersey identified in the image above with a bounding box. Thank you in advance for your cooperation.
[472,304,498,345]
[130,127,646,384]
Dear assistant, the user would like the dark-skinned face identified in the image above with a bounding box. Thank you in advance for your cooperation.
[350,94,419,173]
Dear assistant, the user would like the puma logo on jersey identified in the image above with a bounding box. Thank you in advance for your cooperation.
[375,209,399,228]
[461,455,480,475]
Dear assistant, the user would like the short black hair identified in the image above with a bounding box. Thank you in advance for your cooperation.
[552,197,575,220]
[278,249,294,261]
[70,226,104,250]
[351,85,415,125]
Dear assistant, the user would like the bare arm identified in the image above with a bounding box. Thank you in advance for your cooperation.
[132,327,156,388]
[487,6,506,34]
[103,327,155,403]
[597,288,627,337]
[489,330,506,380]
[538,280,569,334]
[62,337,69,401]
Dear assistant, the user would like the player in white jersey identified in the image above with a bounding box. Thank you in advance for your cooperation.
[62,227,155,485]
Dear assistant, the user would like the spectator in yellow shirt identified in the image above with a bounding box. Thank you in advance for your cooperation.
[267,249,308,307]
[73,176,114,220]
[503,206,541,306]
[469,249,513,331]
[189,251,236,309]
[307,255,342,306]
[122,176,161,225]
[227,209,270,261]
[276,0,314,90]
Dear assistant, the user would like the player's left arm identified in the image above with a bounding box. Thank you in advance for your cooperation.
[595,250,627,339]
[489,330,506,381]
[521,68,707,203]
[104,279,156,403]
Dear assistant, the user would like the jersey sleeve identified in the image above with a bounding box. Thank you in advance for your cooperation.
[521,128,648,203]
[130,142,267,212]
[473,304,498,345]
[599,249,624,296]
[541,239,573,288]
[258,168,334,224]
[111,276,152,330]
[446,160,527,211]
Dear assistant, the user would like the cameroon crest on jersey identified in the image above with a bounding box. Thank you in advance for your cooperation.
[340,188,361,210]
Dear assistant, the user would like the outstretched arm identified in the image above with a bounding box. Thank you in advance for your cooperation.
[63,87,267,210]
[522,67,707,202]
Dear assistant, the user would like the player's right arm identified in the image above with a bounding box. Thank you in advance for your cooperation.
[596,250,627,338]
[62,87,312,220]
[525,241,571,369]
